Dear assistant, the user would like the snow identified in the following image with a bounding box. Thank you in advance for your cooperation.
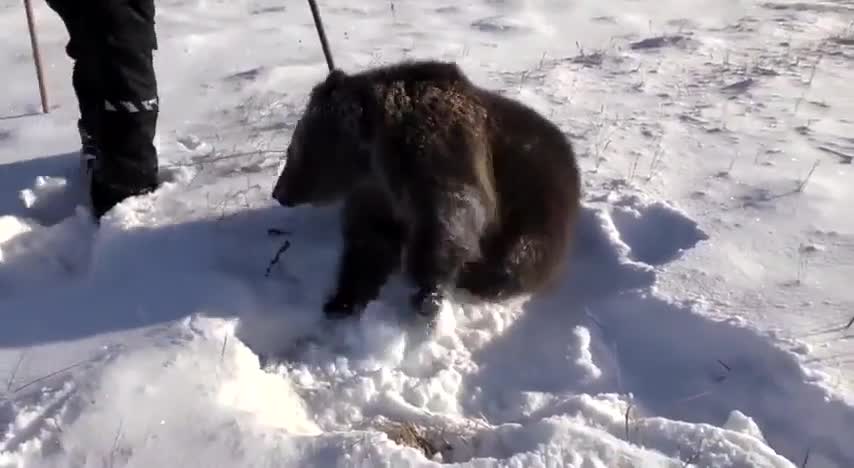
[1,0,853,467]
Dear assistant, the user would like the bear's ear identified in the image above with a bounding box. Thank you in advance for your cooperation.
[326,68,348,87]
[310,68,349,101]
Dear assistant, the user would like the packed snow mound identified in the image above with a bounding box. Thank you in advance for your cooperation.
[1,188,849,467]
[0,317,793,468]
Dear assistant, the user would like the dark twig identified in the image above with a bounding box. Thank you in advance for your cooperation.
[108,418,124,468]
[845,316,854,330]
[801,447,811,468]
[624,401,633,442]
[267,228,292,237]
[265,240,292,277]
[166,149,288,169]
[714,359,732,383]
[12,359,90,394]
[220,335,229,364]
[796,159,820,192]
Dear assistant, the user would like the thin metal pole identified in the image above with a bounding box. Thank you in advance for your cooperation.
[24,0,50,113]
[306,0,335,72]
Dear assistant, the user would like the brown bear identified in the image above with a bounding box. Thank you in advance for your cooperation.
[272,60,581,321]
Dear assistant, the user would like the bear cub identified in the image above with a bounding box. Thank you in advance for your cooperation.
[273,60,581,320]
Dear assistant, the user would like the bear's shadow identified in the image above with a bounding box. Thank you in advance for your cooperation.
[455,205,659,420]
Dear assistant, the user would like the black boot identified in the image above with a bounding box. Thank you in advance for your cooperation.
[89,173,157,219]
[53,0,160,220]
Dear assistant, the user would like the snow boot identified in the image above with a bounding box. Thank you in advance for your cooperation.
[77,120,158,220]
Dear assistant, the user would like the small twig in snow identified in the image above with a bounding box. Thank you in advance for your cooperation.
[727,151,740,174]
[801,447,811,468]
[628,151,643,182]
[517,70,531,91]
[169,149,288,168]
[267,228,292,237]
[12,359,90,394]
[590,107,616,173]
[624,401,633,442]
[674,389,716,404]
[108,418,124,468]
[265,240,292,277]
[646,136,665,180]
[795,45,825,115]
[584,306,606,331]
[796,159,820,192]
[714,359,732,383]
[675,359,733,403]
[220,335,229,364]
[845,316,854,330]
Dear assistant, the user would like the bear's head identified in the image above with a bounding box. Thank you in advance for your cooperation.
[272,69,375,207]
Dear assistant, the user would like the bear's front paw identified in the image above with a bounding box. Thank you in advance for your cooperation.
[458,263,518,301]
[410,287,445,319]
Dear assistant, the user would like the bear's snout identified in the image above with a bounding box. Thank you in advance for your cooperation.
[272,175,294,207]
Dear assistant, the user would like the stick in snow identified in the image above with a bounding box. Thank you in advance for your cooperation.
[306,0,335,72]
[24,0,49,113]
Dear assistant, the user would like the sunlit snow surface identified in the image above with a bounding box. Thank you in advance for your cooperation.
[2,0,853,466]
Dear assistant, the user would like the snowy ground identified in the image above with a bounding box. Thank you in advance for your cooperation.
[1,0,853,466]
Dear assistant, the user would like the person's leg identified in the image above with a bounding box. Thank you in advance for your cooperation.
[44,0,101,156]
[87,0,160,218]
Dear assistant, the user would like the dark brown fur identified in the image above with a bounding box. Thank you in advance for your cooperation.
[272,60,581,318]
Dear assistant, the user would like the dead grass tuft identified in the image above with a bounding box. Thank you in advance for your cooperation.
[378,420,444,460]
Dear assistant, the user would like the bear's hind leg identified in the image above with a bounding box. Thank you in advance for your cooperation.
[458,225,570,302]
[324,185,406,318]
[457,256,523,301]
[407,187,490,318]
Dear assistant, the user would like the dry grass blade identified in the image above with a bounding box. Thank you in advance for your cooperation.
[383,421,440,460]
[107,418,124,468]
[796,159,820,192]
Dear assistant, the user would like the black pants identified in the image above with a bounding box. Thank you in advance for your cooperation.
[46,0,159,201]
